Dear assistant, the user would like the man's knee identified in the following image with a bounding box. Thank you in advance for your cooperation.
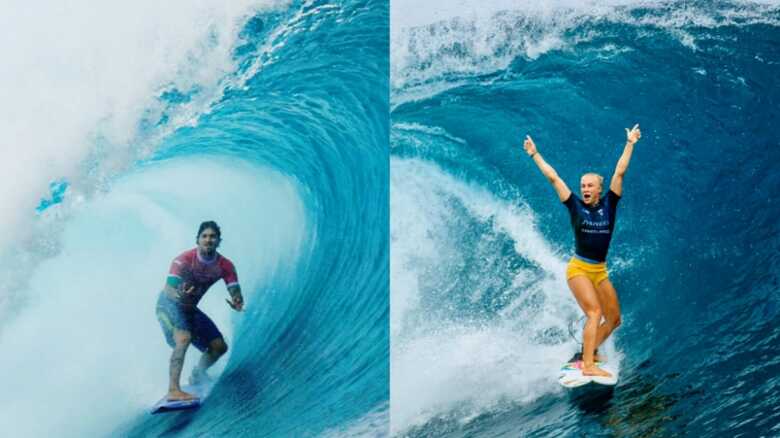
[173,332,192,347]
[209,338,228,356]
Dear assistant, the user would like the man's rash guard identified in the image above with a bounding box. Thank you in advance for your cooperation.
[563,190,621,263]
[167,248,239,306]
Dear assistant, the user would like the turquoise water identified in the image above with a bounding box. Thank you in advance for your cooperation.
[391,1,780,436]
[0,1,387,436]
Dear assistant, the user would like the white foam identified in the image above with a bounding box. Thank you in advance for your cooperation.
[0,158,306,437]
[391,0,780,100]
[0,0,289,316]
[391,157,616,433]
[390,158,600,434]
[321,403,389,438]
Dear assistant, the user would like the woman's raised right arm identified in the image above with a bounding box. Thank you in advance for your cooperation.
[523,135,571,202]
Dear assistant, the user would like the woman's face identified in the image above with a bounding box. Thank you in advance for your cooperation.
[580,174,602,206]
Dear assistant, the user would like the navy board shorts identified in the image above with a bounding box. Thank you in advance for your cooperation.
[156,293,223,352]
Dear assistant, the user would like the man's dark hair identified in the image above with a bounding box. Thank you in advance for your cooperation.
[197,221,221,240]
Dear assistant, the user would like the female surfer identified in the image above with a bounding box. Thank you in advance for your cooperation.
[523,124,641,377]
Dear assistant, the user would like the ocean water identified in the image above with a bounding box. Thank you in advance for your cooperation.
[0,0,388,436]
[391,0,780,436]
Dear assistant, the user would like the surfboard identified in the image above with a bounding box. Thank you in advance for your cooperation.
[558,353,618,388]
[150,380,214,414]
[151,385,202,414]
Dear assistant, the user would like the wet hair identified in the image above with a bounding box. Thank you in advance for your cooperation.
[196,221,221,241]
[581,173,604,191]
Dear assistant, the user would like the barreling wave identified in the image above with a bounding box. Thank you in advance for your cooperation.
[0,0,388,436]
[391,0,780,436]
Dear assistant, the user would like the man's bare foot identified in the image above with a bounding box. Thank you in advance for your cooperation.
[189,367,211,386]
[581,364,612,378]
[167,389,197,401]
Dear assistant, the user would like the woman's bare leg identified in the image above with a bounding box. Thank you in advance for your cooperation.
[594,278,622,350]
[568,275,612,378]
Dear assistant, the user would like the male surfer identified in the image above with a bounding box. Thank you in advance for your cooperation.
[523,125,641,378]
[156,221,244,401]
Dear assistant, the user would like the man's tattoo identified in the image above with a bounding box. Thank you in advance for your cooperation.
[171,356,185,367]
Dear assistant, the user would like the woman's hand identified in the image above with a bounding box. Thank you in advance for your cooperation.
[625,124,641,145]
[523,135,538,156]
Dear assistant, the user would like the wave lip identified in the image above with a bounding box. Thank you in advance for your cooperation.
[391,0,780,103]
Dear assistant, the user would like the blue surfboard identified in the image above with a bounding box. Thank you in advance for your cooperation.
[150,382,212,414]
[150,395,201,414]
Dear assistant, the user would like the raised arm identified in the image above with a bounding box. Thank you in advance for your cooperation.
[610,124,641,196]
[523,135,571,202]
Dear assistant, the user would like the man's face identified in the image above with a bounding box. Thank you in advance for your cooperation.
[197,228,220,253]
[580,175,602,206]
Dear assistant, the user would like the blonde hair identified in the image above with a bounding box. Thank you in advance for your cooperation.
[581,173,604,190]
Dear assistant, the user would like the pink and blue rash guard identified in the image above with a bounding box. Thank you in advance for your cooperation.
[167,248,239,306]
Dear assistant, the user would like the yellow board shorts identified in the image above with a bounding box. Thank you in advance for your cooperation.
[566,256,609,286]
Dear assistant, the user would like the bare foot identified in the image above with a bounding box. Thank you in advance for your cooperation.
[167,389,197,401]
[574,351,607,364]
[581,364,612,378]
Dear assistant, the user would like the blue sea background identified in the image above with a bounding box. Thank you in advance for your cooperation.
[391,1,780,436]
[0,1,387,437]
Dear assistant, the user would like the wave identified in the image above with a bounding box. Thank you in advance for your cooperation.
[391,0,780,436]
[0,0,388,436]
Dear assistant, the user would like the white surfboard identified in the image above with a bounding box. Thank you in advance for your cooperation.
[558,355,618,388]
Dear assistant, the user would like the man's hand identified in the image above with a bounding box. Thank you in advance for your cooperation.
[626,124,641,145]
[226,294,244,312]
[523,135,538,156]
[177,283,195,299]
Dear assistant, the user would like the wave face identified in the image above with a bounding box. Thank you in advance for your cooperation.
[0,0,388,436]
[391,1,780,436]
